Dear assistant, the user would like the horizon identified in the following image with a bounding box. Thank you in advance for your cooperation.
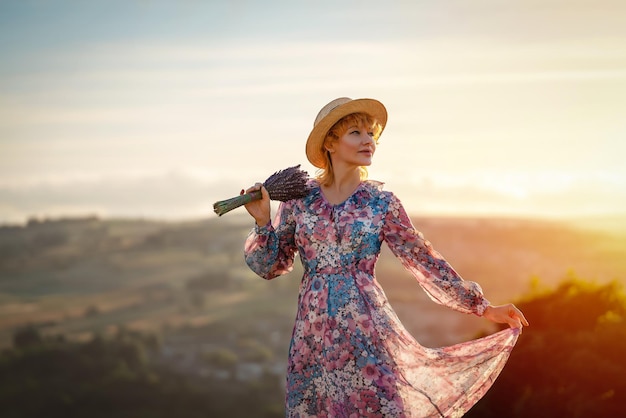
[8,209,626,235]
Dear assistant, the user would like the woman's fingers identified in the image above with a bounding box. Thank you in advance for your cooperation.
[485,303,529,330]
[507,316,522,329]
[245,182,264,195]
[241,182,271,227]
[508,305,530,326]
[260,185,270,200]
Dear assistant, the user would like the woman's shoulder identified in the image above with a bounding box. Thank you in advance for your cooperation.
[358,180,399,206]
[304,178,322,198]
[294,178,322,207]
[306,178,320,189]
[361,179,392,197]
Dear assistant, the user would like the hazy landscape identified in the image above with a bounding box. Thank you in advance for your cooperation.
[1,212,625,416]
[1,212,625,349]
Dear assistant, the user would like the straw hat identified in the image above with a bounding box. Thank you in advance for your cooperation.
[305,97,388,169]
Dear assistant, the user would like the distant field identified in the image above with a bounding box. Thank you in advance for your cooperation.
[0,214,624,349]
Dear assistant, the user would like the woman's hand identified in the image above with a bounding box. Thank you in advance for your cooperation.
[243,183,271,227]
[483,303,529,330]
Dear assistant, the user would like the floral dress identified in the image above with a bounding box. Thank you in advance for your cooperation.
[244,180,519,418]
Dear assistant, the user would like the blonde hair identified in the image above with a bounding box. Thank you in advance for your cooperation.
[315,113,383,186]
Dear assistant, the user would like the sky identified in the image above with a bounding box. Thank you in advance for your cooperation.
[1,0,625,224]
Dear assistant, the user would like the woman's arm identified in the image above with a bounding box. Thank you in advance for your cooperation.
[243,184,297,280]
[382,191,526,328]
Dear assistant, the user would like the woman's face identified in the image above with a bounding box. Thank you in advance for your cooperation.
[328,123,377,168]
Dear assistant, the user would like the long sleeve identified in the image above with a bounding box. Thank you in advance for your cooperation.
[382,192,490,315]
[244,200,297,280]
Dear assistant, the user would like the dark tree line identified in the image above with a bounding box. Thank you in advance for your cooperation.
[0,329,283,418]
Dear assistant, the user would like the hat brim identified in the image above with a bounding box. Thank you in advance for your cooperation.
[306,98,388,169]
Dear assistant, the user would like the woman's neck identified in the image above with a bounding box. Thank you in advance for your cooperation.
[331,163,362,189]
[321,167,362,205]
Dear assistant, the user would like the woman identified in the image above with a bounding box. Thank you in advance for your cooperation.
[243,97,528,417]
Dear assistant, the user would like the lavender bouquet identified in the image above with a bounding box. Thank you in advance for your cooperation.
[213,165,311,216]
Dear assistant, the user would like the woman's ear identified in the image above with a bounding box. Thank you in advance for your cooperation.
[323,137,336,153]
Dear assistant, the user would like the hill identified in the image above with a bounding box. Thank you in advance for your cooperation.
[1,213,624,351]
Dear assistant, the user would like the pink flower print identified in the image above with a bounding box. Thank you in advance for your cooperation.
[293,336,304,350]
[306,313,325,340]
[323,329,334,346]
[302,289,314,307]
[357,257,375,273]
[362,363,382,383]
[313,205,329,219]
[312,221,328,241]
[304,245,316,262]
[357,313,374,334]
[357,389,379,412]
[355,271,374,291]
[327,316,337,329]
[377,370,397,394]
[317,289,328,307]
[310,198,324,214]
[337,213,355,227]
[298,233,311,249]
[256,234,269,246]
[312,318,324,337]
[292,356,305,373]
[348,392,361,409]
[291,340,311,372]
[384,226,401,246]
[323,317,338,346]
[336,350,351,369]
[330,403,350,417]
[316,401,329,418]
[303,278,326,307]
[346,317,357,333]
[356,207,373,220]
